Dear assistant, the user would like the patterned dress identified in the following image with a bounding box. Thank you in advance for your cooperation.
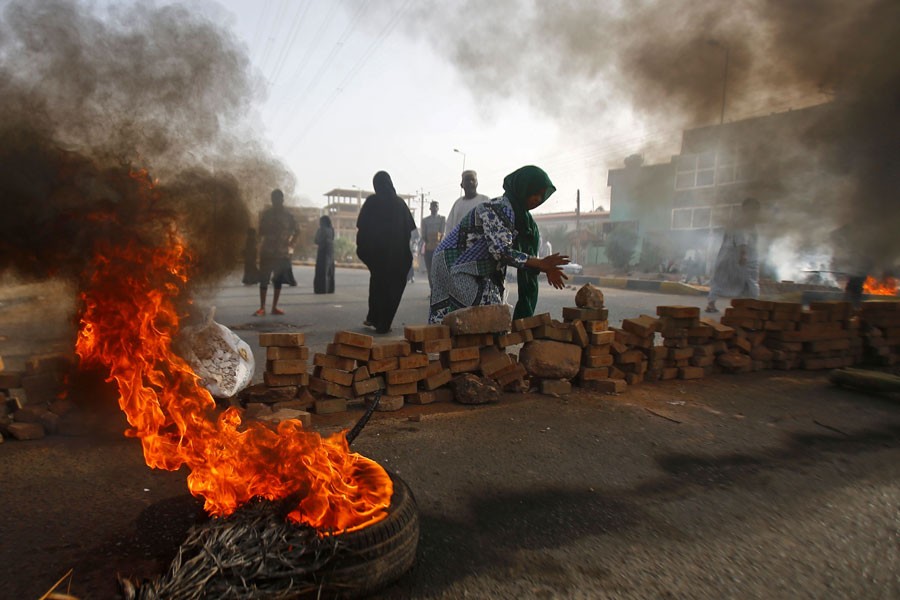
[428,196,531,323]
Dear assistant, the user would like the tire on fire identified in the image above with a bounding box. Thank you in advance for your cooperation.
[320,472,420,598]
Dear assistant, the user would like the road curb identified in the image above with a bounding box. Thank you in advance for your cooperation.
[594,277,706,296]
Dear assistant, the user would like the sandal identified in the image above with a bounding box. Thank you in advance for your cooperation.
[271,308,285,316]
[253,308,266,316]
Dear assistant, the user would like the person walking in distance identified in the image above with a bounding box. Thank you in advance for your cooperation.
[419,200,446,286]
[444,170,491,237]
[706,197,762,313]
[255,189,298,316]
[356,171,417,334]
[313,215,335,294]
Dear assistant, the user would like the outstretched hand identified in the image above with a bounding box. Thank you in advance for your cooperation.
[540,253,570,290]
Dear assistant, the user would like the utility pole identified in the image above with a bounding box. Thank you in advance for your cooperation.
[575,189,581,265]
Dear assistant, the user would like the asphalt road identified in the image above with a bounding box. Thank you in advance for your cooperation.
[2,270,899,599]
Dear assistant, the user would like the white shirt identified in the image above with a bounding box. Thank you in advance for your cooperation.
[444,193,491,236]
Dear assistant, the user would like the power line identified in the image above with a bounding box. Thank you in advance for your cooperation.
[257,0,291,74]
[281,0,411,154]
[266,0,313,86]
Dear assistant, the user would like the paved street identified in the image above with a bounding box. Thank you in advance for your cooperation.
[2,271,899,599]
[191,265,709,379]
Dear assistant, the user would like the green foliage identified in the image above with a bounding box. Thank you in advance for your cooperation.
[606,225,639,271]
[334,236,357,262]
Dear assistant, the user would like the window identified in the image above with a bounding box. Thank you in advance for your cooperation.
[671,206,728,230]
[674,149,748,189]
[672,209,693,229]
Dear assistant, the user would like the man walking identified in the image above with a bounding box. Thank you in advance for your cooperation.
[444,170,491,236]
[255,188,298,316]
[419,200,446,286]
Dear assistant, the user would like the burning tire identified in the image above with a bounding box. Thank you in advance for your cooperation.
[124,472,419,599]
[320,472,420,598]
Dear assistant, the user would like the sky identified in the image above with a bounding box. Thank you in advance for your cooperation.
[188,0,667,217]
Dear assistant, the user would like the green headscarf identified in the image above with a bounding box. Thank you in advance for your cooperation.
[502,165,556,319]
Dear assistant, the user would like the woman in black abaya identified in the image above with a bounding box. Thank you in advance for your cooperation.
[356,171,417,334]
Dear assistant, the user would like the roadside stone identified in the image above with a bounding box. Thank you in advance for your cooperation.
[442,304,512,335]
[518,340,582,379]
[8,421,45,440]
[451,374,500,405]
[575,283,604,308]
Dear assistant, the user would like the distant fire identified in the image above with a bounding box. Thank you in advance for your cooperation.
[74,171,391,532]
[862,276,899,296]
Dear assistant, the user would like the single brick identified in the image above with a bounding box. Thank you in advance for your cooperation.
[369,394,404,411]
[406,391,437,405]
[656,305,701,319]
[447,346,481,362]
[511,312,552,332]
[422,361,444,378]
[583,354,614,367]
[587,344,611,357]
[259,332,305,347]
[540,379,572,395]
[266,359,308,375]
[497,329,534,349]
[329,343,371,362]
[386,381,418,396]
[452,333,495,348]
[264,371,308,387]
[415,337,453,354]
[584,320,610,333]
[591,331,615,345]
[370,340,412,360]
[479,346,513,377]
[533,324,573,343]
[495,363,528,387]
[668,347,694,361]
[615,350,646,365]
[622,315,659,337]
[404,324,451,343]
[448,358,480,374]
[314,398,348,414]
[353,376,385,397]
[386,368,424,385]
[398,353,429,369]
[333,330,374,349]
[367,357,399,374]
[571,320,590,348]
[424,368,453,390]
[318,367,354,386]
[579,367,611,381]
[353,365,371,382]
[562,307,608,322]
[313,353,357,371]
[266,346,309,360]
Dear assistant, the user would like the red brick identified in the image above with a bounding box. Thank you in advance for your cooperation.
[622,315,659,337]
[448,358,480,374]
[386,381,419,396]
[512,313,552,331]
[415,337,453,354]
[583,354,614,368]
[313,353,356,371]
[266,346,309,360]
[367,357,399,373]
[404,324,451,342]
[328,343,371,362]
[656,305,701,319]
[480,347,513,377]
[446,346,480,362]
[353,366,371,382]
[497,329,534,349]
[259,332,305,347]
[370,340,412,360]
[386,368,424,385]
[424,368,453,390]
[591,331,615,345]
[352,376,385,397]
[318,367,354,386]
[562,307,608,322]
[398,353,429,369]
[264,371,308,387]
[266,359,307,375]
[452,333,495,348]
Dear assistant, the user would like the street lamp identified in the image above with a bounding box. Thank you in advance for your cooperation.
[706,39,730,125]
[453,148,466,172]
[351,184,362,205]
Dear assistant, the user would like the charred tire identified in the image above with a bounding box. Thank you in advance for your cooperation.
[319,472,420,598]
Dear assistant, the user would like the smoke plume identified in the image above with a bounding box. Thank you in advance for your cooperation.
[0,0,292,284]
[395,0,899,273]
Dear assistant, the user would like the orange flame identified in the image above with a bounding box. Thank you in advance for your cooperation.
[862,276,899,296]
[74,176,391,532]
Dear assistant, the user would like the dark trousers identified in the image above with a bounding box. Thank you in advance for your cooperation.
[367,267,408,333]
[424,250,435,286]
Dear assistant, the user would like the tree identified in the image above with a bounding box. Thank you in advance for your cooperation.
[606,225,639,271]
[333,236,357,263]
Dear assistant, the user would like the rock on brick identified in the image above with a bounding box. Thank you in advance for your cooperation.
[518,340,582,379]
[575,283,605,308]
[442,304,512,335]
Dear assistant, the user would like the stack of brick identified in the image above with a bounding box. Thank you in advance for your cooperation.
[239,332,313,425]
[610,316,657,385]
[402,324,456,405]
[717,299,773,371]
[0,353,82,441]
[442,305,529,392]
[758,301,859,370]
[859,301,900,365]
[653,307,728,380]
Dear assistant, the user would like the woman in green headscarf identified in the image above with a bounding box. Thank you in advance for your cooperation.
[428,165,570,323]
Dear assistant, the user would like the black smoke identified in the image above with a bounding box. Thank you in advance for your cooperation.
[393,0,899,272]
[0,0,293,284]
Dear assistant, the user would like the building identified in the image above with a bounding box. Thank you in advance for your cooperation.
[323,188,419,241]
[607,103,830,271]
